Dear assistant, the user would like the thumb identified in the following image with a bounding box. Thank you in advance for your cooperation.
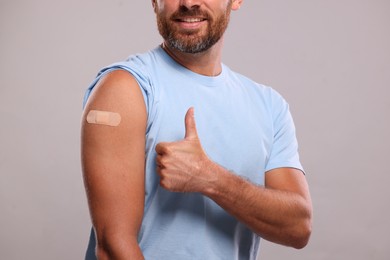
[184,107,198,140]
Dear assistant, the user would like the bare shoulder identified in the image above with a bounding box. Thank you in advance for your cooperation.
[84,69,144,113]
[82,69,147,136]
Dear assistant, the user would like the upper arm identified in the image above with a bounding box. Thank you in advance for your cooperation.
[81,70,147,243]
[265,168,312,207]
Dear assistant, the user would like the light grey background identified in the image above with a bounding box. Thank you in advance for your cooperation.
[1,0,389,259]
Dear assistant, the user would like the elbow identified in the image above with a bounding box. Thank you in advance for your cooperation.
[95,233,121,259]
[290,218,312,249]
[292,232,311,249]
[261,217,312,249]
[291,199,313,249]
[94,228,142,259]
[96,245,110,260]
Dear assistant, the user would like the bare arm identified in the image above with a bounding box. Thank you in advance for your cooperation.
[81,70,147,259]
[156,108,312,249]
[202,165,312,249]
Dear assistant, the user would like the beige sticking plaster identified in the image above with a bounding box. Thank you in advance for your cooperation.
[86,110,121,127]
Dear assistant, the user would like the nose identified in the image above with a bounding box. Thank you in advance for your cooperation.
[179,0,201,9]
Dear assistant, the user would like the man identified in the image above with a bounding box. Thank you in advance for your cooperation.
[81,0,312,259]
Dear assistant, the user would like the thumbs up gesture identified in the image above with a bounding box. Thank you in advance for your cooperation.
[155,107,214,193]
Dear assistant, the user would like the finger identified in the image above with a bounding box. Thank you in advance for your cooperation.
[156,154,164,167]
[155,142,169,155]
[184,107,198,140]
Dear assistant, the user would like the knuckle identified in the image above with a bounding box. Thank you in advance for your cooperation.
[160,178,169,189]
[155,142,172,154]
[157,156,168,169]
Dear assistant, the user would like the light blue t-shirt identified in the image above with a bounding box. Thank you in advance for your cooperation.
[84,46,303,260]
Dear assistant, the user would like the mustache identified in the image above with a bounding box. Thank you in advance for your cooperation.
[171,6,211,20]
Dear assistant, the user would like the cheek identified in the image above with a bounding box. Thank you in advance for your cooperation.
[155,0,178,14]
[214,0,230,11]
[207,2,231,19]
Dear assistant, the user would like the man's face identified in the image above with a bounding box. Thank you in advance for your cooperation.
[154,0,233,53]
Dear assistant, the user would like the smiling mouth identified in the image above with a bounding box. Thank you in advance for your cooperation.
[175,17,207,23]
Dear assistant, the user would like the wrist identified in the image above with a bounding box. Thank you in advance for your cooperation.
[200,160,226,196]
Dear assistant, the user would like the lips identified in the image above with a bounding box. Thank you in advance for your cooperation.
[176,17,206,23]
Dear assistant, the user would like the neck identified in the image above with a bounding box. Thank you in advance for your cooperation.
[162,39,224,77]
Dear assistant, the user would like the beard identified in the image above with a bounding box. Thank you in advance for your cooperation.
[156,3,232,54]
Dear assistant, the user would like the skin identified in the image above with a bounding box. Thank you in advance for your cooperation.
[81,71,147,259]
[81,0,312,259]
[156,108,312,249]
[153,0,241,76]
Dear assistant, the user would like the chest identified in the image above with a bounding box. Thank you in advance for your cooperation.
[147,75,274,185]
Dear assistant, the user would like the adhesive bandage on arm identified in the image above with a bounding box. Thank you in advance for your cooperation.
[86,110,121,127]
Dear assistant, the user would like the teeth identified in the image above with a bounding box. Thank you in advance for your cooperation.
[182,18,202,23]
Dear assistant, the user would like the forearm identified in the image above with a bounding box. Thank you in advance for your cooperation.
[154,107,312,248]
[202,162,312,249]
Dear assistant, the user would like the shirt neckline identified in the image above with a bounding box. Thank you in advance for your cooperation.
[156,45,227,87]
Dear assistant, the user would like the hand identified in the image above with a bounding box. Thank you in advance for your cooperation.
[155,107,213,193]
